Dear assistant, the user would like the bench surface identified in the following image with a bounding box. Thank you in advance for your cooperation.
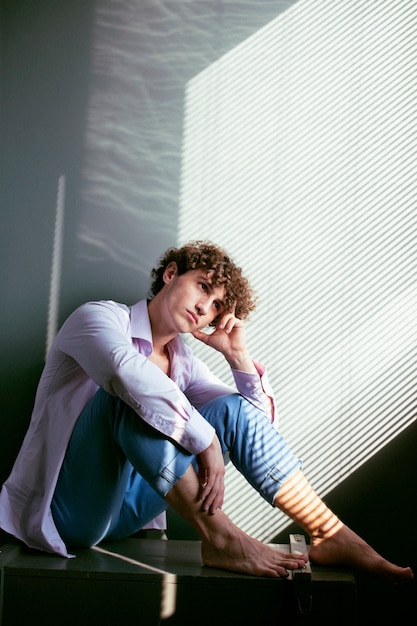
[0,539,357,625]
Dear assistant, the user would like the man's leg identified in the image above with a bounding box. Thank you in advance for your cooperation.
[273,468,414,582]
[53,391,413,581]
[51,388,194,547]
[199,393,303,505]
[166,463,308,578]
[175,394,413,582]
[52,390,307,575]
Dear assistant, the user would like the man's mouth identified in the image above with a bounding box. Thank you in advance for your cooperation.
[186,310,198,324]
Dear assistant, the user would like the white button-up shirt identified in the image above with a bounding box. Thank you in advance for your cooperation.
[0,299,275,556]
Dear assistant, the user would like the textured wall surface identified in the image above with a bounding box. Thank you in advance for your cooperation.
[0,0,293,481]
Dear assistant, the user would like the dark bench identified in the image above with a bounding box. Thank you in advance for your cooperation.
[0,538,356,625]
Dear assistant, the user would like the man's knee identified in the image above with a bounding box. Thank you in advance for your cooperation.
[200,393,260,424]
[198,394,259,451]
[200,393,245,415]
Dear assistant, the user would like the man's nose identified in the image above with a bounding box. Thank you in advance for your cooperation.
[196,302,207,316]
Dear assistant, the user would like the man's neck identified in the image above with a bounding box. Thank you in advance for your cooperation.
[147,297,177,354]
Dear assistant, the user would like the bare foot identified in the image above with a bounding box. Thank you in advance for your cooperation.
[309,523,414,583]
[202,527,308,578]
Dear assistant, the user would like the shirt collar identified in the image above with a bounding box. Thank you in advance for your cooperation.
[129,298,188,361]
[129,299,153,356]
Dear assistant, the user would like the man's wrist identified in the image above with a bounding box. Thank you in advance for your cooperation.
[226,353,256,373]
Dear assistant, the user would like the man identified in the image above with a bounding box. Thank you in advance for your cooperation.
[0,241,413,581]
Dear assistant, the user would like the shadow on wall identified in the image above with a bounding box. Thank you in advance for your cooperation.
[0,0,96,478]
[1,0,296,487]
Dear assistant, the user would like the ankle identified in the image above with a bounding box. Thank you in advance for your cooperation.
[310,515,344,540]
[274,471,344,540]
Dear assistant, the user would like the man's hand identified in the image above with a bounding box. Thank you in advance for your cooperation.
[196,434,225,515]
[192,311,256,373]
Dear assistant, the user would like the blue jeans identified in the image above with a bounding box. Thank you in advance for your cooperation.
[51,390,301,547]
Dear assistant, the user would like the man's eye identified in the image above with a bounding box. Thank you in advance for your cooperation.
[200,283,208,291]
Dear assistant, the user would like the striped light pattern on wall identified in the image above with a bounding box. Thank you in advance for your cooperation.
[178,0,417,542]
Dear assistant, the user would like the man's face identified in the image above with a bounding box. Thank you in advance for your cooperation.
[161,263,227,333]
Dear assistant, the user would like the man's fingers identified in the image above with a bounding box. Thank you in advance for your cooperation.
[199,480,209,501]
[198,468,209,498]
[196,435,225,513]
[192,329,209,344]
[201,477,224,514]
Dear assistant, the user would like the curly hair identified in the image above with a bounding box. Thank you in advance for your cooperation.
[150,241,257,325]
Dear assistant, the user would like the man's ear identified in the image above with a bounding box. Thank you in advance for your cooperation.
[163,261,178,284]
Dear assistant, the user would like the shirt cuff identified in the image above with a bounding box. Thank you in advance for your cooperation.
[178,407,216,455]
[232,363,277,423]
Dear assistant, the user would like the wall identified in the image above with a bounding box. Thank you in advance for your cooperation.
[1,0,95,482]
[0,0,294,483]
